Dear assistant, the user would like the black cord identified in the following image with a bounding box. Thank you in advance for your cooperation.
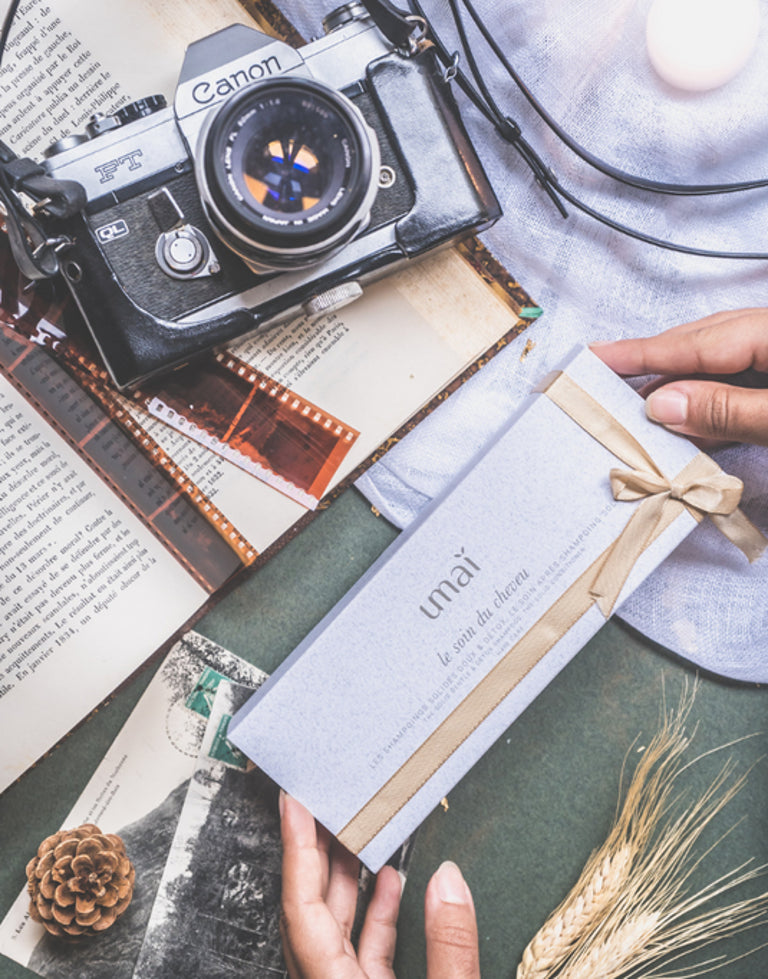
[452,0,768,198]
[443,0,566,216]
[0,0,21,76]
[550,178,768,260]
[411,0,768,259]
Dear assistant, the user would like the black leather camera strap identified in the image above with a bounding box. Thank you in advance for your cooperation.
[0,142,86,279]
[0,0,89,279]
[360,0,422,50]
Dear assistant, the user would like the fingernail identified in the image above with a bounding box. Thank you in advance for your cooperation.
[397,869,407,896]
[278,788,286,818]
[646,387,688,426]
[434,861,470,904]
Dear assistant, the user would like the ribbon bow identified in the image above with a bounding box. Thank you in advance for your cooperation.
[544,372,767,616]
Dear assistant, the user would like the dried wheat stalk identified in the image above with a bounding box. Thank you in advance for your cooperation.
[515,682,768,979]
[555,911,661,979]
[516,685,695,979]
[554,860,768,979]
[516,846,635,979]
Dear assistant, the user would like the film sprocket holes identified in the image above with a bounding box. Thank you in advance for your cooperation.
[40,5,501,389]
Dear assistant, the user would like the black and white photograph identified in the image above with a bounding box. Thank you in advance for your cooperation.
[133,680,286,979]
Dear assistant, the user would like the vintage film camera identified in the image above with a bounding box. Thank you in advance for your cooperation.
[36,3,500,389]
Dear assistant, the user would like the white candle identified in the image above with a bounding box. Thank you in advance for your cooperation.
[645,0,760,91]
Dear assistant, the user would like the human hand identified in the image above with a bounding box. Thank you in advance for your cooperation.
[279,792,481,979]
[591,310,768,446]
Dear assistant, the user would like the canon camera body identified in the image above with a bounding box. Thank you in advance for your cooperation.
[40,5,501,388]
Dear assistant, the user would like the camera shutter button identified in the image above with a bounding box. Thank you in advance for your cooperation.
[302,282,363,317]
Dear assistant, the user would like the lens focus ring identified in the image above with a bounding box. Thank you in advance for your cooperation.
[198,76,380,271]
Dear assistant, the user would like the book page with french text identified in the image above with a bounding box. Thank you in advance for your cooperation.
[0,362,210,793]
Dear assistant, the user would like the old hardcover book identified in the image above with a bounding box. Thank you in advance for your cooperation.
[0,0,539,792]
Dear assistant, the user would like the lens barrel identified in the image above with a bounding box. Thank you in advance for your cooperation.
[198,76,380,271]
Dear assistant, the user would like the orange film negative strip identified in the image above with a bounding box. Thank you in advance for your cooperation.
[0,235,358,515]
[134,351,359,509]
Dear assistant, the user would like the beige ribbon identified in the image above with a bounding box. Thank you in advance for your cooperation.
[544,372,766,615]
[335,372,767,855]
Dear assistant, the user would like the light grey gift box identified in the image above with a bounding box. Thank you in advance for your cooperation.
[229,346,762,871]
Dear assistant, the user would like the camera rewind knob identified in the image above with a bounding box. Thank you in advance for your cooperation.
[114,95,168,125]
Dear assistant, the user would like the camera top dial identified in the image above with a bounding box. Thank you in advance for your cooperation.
[198,76,380,272]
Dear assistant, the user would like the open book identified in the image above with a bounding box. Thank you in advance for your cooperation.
[0,0,539,793]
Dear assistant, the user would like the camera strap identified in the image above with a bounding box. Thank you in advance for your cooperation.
[407,0,768,259]
[0,141,86,280]
[360,0,426,52]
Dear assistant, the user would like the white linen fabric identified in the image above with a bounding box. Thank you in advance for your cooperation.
[281,0,768,681]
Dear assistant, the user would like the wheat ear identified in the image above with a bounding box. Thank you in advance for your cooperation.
[516,845,634,979]
[545,757,768,979]
[516,687,695,979]
[554,911,661,979]
[551,864,768,979]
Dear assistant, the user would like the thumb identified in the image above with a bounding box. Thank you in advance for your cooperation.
[645,380,768,447]
[424,862,480,979]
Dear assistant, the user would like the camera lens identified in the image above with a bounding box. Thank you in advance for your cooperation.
[199,77,379,270]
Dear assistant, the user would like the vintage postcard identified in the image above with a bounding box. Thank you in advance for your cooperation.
[0,633,268,978]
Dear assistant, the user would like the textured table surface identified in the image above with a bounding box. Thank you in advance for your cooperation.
[1,487,766,979]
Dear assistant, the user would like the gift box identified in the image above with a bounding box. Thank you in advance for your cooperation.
[229,346,763,871]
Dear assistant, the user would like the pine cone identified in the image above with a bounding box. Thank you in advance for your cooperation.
[25,823,135,938]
